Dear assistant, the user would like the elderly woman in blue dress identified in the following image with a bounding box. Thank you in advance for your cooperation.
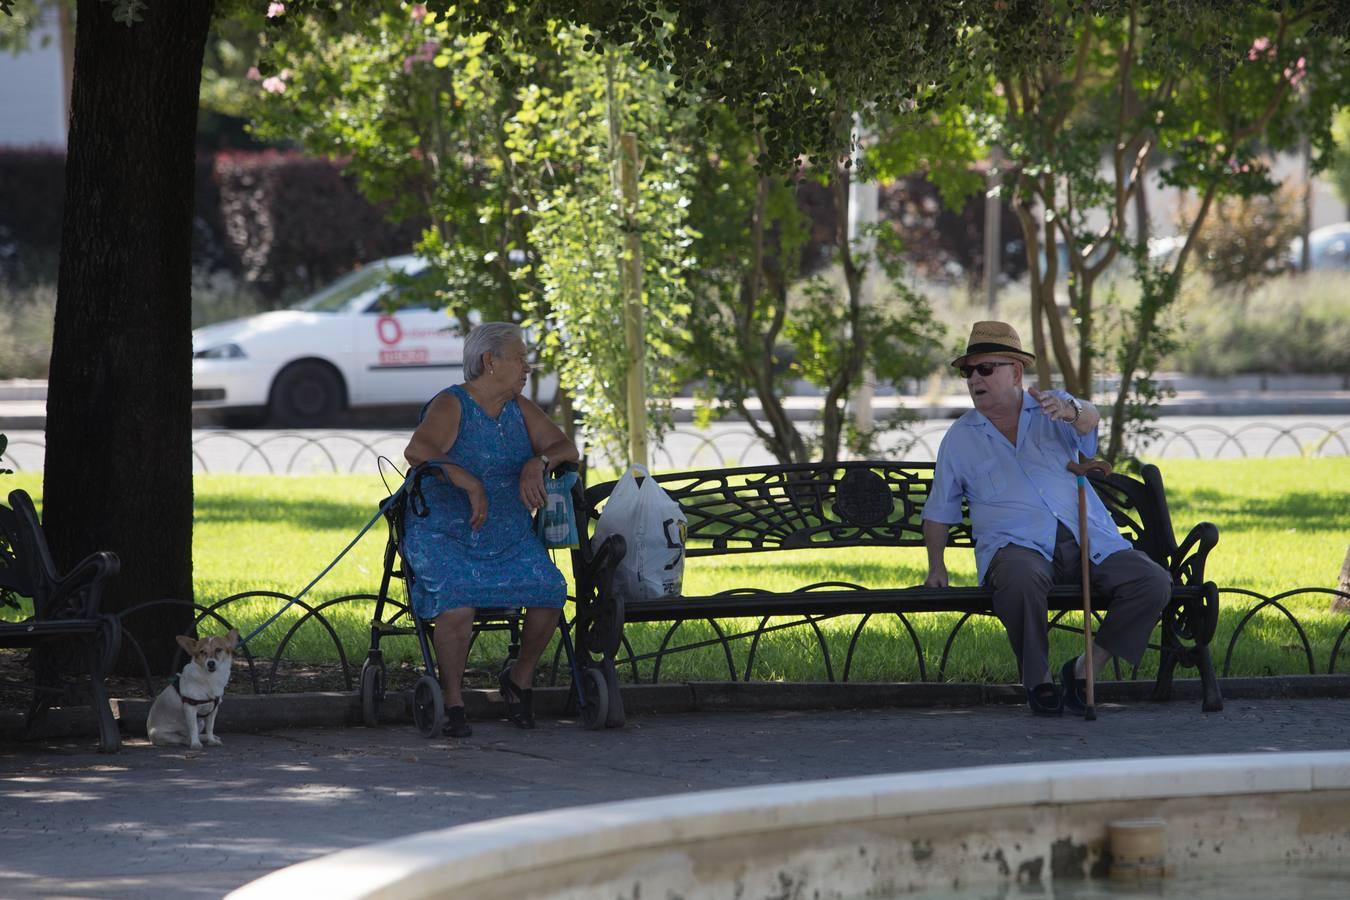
[403,322,579,738]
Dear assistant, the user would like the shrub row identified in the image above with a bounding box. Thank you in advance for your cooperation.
[0,149,425,302]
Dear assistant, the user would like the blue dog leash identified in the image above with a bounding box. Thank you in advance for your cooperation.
[235,458,452,650]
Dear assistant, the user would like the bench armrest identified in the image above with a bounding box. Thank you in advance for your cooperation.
[53,550,120,618]
[1171,521,1218,587]
[6,489,121,621]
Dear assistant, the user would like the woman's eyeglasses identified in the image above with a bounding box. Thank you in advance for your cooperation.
[957,361,1015,379]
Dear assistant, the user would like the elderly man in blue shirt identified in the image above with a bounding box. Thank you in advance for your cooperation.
[922,322,1170,717]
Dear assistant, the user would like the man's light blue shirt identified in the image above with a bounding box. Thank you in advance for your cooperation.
[923,389,1131,584]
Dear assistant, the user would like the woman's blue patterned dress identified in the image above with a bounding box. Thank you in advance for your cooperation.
[402,384,566,619]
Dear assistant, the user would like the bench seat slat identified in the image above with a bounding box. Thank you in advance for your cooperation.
[0,617,107,638]
[618,584,1212,622]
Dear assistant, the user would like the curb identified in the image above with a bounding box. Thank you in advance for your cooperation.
[6,675,1350,743]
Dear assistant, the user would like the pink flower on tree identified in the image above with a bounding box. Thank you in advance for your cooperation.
[246,66,262,81]
[1284,56,1307,87]
[402,40,439,73]
[267,1,286,18]
[1247,36,1271,61]
[410,3,427,22]
[262,76,287,94]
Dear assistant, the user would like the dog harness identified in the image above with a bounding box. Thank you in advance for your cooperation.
[171,674,221,717]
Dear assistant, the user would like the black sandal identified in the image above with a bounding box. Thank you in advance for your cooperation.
[442,705,472,738]
[497,669,535,729]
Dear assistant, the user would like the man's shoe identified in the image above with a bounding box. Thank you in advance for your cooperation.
[442,705,472,738]
[1026,681,1062,717]
[1059,657,1088,716]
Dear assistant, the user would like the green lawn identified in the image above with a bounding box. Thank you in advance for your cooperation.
[4,456,1347,684]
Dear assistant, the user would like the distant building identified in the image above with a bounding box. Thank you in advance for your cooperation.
[0,8,67,149]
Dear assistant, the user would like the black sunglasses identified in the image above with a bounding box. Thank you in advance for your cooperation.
[958,361,1016,379]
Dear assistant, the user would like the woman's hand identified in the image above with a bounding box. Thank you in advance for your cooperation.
[519,456,547,512]
[463,476,488,531]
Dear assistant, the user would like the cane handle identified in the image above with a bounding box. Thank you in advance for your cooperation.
[1067,458,1113,477]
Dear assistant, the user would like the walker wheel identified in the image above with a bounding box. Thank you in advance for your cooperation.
[412,675,444,738]
[360,660,384,727]
[579,667,608,731]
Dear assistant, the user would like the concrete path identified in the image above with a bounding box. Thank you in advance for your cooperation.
[2,696,1349,898]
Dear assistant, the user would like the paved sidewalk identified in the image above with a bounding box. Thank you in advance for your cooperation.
[2,696,1349,898]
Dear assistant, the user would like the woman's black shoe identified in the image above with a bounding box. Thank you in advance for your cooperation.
[497,669,535,729]
[442,705,472,738]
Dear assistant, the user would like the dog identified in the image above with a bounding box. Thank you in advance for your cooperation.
[146,630,239,749]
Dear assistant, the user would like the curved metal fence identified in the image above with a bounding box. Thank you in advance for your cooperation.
[96,585,1350,699]
[2,420,1348,475]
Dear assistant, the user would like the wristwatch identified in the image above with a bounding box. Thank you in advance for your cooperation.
[1067,396,1083,424]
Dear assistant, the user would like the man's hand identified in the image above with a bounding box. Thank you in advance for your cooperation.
[922,519,952,587]
[1028,386,1075,422]
[519,457,547,512]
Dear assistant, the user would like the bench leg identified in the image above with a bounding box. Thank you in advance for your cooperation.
[601,656,625,728]
[1195,643,1224,713]
[88,669,121,753]
[1151,644,1179,703]
[85,635,121,753]
[1151,638,1223,712]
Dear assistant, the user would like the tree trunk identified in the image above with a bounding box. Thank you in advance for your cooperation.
[44,0,213,675]
[821,162,866,463]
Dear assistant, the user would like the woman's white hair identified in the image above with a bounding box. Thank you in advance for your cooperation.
[463,322,522,381]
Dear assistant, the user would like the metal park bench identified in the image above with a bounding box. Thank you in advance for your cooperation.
[0,489,122,752]
[570,461,1223,718]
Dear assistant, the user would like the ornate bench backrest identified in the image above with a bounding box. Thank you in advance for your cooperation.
[581,460,1176,563]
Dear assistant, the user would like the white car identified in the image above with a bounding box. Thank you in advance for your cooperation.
[1287,222,1350,272]
[192,255,555,426]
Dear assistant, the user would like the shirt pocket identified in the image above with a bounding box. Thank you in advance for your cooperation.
[972,458,1007,498]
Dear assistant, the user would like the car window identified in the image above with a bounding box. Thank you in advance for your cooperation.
[361,267,440,314]
[291,266,394,313]
[1318,238,1347,265]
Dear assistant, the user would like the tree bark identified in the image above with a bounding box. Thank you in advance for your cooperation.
[44,0,214,674]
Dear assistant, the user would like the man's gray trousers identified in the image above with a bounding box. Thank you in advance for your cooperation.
[984,523,1171,690]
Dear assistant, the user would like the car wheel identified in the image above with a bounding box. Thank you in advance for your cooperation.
[269,361,344,427]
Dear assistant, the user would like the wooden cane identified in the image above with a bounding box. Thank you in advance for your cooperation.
[1066,457,1113,721]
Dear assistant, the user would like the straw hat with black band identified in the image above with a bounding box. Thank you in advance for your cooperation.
[951,321,1036,369]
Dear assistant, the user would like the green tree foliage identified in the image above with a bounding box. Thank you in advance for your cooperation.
[957,0,1350,460]
[1329,108,1350,213]
[449,0,975,172]
[677,104,949,464]
[507,43,696,462]
[452,0,1350,464]
[249,4,694,459]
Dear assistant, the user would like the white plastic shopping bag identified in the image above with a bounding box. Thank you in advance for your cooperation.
[591,464,686,602]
